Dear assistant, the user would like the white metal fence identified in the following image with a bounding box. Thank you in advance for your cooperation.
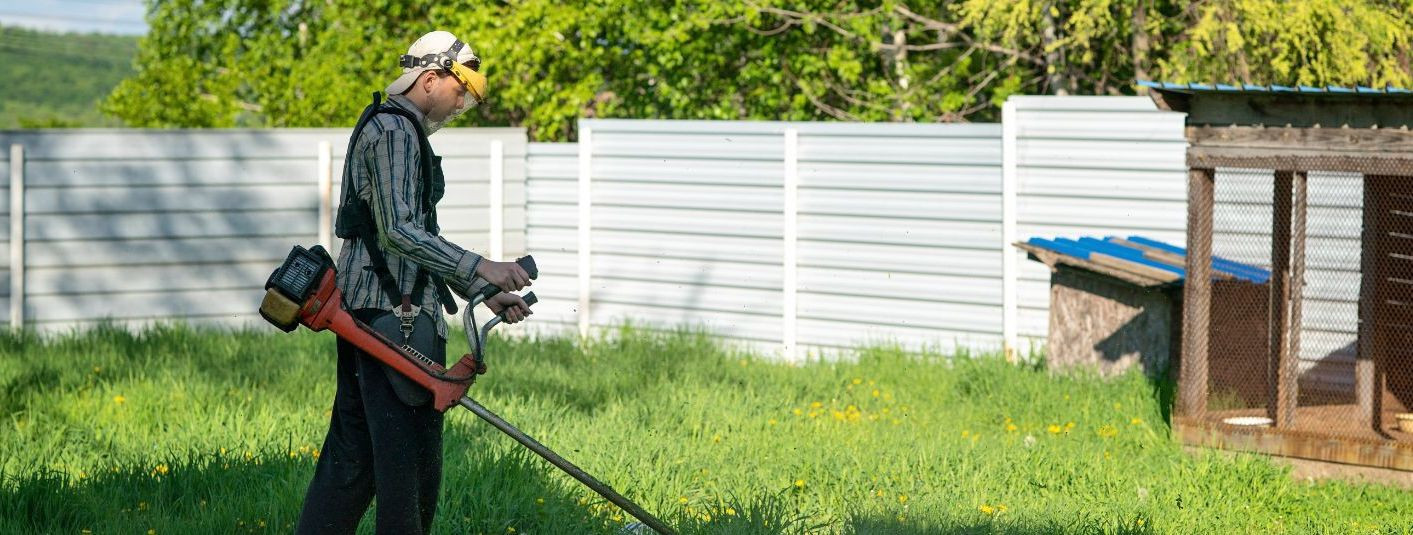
[0,128,527,331]
[2,97,1362,370]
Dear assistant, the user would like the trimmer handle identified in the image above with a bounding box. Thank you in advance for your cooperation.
[473,255,538,303]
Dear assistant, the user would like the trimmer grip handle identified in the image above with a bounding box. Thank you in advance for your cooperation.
[475,255,538,301]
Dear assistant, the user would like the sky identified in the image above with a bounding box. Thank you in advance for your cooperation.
[0,0,147,35]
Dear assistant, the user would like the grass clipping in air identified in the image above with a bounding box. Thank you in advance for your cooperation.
[0,322,1407,534]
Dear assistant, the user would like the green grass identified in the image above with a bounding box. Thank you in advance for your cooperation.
[1,322,1410,534]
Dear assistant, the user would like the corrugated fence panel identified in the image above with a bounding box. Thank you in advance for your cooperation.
[0,146,9,325]
[522,142,580,332]
[0,128,526,332]
[582,120,785,348]
[1010,97,1188,348]
[797,123,1004,353]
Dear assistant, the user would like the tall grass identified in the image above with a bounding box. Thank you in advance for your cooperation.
[1,322,1409,534]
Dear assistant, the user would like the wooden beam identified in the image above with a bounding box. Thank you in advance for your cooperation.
[1181,92,1413,129]
[1359,176,1387,431]
[1269,171,1292,426]
[1282,171,1307,427]
[1186,126,1413,154]
[1181,168,1215,418]
[1189,146,1413,173]
[1176,416,1413,472]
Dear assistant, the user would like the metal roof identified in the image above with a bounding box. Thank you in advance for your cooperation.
[1139,80,1413,96]
[1024,235,1271,284]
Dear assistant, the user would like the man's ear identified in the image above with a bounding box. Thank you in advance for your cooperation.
[420,71,438,94]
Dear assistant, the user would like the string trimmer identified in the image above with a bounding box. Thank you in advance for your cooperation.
[258,244,674,534]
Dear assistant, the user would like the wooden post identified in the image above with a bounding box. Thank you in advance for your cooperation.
[1281,171,1307,427]
[1181,167,1215,417]
[1270,171,1292,425]
[1358,175,1384,430]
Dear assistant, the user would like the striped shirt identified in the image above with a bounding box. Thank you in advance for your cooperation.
[334,94,489,339]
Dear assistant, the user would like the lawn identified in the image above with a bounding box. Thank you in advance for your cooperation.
[1,322,1410,534]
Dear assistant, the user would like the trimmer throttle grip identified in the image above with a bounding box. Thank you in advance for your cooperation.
[475,255,538,301]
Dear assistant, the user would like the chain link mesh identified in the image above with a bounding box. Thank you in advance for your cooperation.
[1195,157,1412,447]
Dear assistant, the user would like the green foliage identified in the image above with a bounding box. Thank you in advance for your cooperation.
[1161,0,1413,88]
[4,323,1413,533]
[102,1,1413,139]
[0,25,136,128]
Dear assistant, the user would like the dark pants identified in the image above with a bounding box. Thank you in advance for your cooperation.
[296,308,446,535]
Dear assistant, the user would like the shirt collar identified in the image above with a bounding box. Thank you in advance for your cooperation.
[387,94,434,133]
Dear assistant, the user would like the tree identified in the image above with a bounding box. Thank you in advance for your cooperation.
[105,1,1413,140]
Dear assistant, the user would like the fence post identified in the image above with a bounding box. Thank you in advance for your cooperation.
[490,139,505,261]
[317,141,333,249]
[1001,100,1019,361]
[577,124,593,338]
[783,128,799,362]
[9,144,23,330]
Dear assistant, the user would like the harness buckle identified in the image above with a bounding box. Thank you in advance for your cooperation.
[393,301,421,341]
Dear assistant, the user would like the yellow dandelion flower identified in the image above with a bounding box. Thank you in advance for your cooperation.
[998,504,1008,513]
[507,527,516,533]
[1047,424,1062,434]
[1097,425,1119,438]
[153,464,168,476]
[872,389,880,398]
[768,418,778,426]
[1131,417,1144,425]
[612,514,623,522]
[979,504,995,515]
[961,430,971,438]
[1114,402,1122,410]
[792,408,803,416]
[711,434,722,443]
[536,498,545,505]
[1138,519,1145,526]
[875,489,884,497]
[852,378,862,385]
[794,479,805,489]
[113,395,127,404]
[679,496,689,504]
[1006,423,1018,432]
[726,507,736,516]
[810,401,822,409]
[898,494,908,505]
[219,447,226,455]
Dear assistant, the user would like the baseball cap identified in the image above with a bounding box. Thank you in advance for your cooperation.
[386,30,481,95]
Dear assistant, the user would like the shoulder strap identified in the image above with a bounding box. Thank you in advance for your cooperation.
[335,92,459,315]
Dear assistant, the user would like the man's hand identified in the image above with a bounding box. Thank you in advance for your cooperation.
[486,293,532,324]
[475,259,532,291]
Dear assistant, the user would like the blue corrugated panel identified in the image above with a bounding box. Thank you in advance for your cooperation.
[1138,80,1413,95]
[1122,236,1271,283]
[1025,235,1272,284]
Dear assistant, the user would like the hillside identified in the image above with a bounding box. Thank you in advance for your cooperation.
[0,25,138,128]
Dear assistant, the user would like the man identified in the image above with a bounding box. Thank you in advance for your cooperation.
[296,30,531,535]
